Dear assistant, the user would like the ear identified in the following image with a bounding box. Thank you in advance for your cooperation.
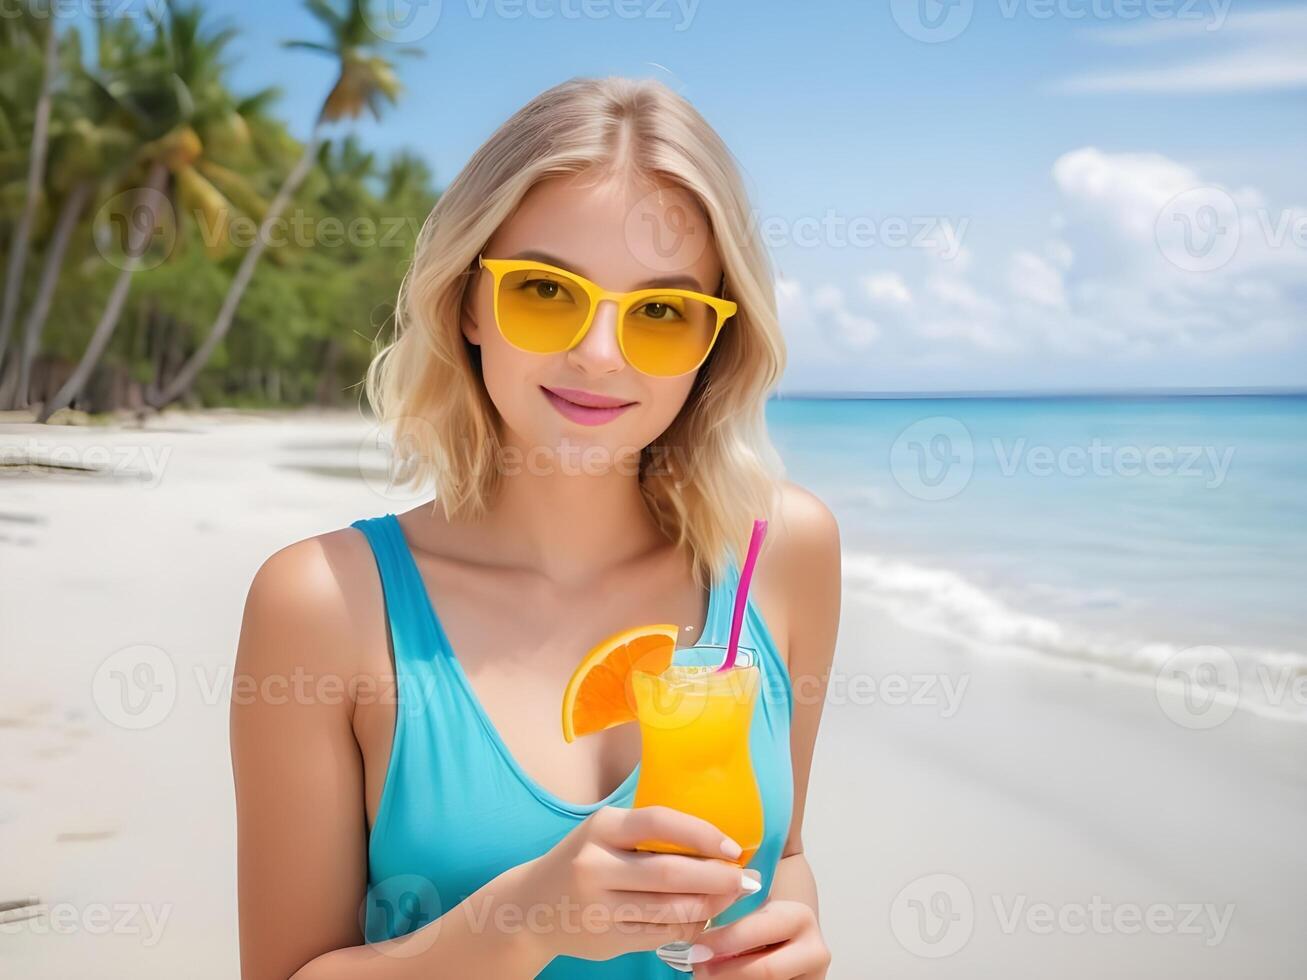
[461,299,482,346]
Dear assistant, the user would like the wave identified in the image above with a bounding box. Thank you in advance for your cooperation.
[843,551,1307,723]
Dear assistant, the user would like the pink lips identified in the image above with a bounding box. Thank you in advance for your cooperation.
[540,386,637,426]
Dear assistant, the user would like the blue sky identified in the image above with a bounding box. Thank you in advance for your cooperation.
[203,0,1304,392]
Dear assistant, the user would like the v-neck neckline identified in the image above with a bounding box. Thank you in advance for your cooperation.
[385,513,723,817]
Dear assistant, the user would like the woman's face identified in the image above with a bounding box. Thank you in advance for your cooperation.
[462,173,726,474]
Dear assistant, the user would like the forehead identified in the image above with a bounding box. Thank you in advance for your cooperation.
[485,173,724,293]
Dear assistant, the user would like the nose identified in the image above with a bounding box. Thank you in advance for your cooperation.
[566,299,626,376]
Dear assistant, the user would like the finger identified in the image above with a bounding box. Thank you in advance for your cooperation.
[606,850,757,896]
[696,939,813,979]
[603,804,743,860]
[696,902,802,960]
[606,890,733,925]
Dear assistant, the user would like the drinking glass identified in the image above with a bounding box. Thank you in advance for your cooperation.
[628,644,762,972]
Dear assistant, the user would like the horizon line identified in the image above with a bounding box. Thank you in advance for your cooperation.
[771,385,1307,400]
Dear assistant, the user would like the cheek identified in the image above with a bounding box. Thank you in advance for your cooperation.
[639,376,698,431]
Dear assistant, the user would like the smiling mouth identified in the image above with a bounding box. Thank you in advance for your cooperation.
[539,386,638,425]
[540,386,637,409]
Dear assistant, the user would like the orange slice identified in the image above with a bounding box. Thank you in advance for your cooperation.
[561,623,679,743]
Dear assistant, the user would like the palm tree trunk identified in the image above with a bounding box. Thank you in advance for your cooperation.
[151,126,324,408]
[8,180,93,410]
[37,162,167,423]
[0,20,59,370]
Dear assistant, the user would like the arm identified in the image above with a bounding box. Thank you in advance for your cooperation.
[691,484,840,976]
[230,536,548,979]
[770,482,842,918]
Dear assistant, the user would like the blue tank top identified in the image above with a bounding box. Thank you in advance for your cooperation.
[350,513,794,976]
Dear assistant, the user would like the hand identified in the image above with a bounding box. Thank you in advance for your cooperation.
[506,804,762,963]
[690,900,831,978]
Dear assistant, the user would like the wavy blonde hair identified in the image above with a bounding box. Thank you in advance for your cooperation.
[360,76,787,590]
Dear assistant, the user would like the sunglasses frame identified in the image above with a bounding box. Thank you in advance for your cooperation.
[477,254,738,378]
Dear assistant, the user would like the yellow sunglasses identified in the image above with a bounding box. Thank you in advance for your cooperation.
[477,254,738,378]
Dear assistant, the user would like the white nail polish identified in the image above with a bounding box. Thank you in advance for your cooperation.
[686,944,714,963]
[740,872,761,893]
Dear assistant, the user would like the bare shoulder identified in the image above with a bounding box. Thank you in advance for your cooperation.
[765,480,842,670]
[235,525,386,689]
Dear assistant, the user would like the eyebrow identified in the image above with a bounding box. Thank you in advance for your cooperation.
[508,249,713,293]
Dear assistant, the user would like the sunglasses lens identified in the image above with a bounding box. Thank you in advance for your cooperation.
[496,267,592,352]
[622,294,720,377]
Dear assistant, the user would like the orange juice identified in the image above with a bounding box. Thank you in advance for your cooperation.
[630,662,763,866]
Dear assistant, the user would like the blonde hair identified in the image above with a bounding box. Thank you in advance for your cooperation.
[361,76,787,589]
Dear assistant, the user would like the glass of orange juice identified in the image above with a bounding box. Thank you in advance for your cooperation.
[629,644,762,971]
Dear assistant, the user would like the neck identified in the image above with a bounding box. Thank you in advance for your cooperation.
[462,434,671,586]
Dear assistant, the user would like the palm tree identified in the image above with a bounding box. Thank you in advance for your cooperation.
[4,32,137,409]
[151,0,412,409]
[0,2,58,376]
[37,2,269,421]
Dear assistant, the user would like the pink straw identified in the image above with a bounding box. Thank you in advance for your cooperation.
[718,519,767,672]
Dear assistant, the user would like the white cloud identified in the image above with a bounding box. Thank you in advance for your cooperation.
[776,278,879,363]
[811,284,880,350]
[1010,251,1067,309]
[1055,5,1307,93]
[927,274,1002,320]
[776,147,1307,374]
[862,271,913,308]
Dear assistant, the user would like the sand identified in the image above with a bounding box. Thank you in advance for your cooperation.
[1,409,1304,978]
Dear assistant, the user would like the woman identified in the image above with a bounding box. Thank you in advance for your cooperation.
[231,76,840,979]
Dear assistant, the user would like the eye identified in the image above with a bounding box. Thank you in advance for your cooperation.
[517,275,575,302]
[635,301,685,322]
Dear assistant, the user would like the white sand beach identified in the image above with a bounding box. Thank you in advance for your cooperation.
[2,410,1304,978]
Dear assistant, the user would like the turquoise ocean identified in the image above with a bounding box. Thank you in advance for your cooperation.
[765,394,1307,722]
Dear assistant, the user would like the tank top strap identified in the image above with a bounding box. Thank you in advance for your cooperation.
[703,548,793,721]
[703,549,744,646]
[349,513,441,664]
